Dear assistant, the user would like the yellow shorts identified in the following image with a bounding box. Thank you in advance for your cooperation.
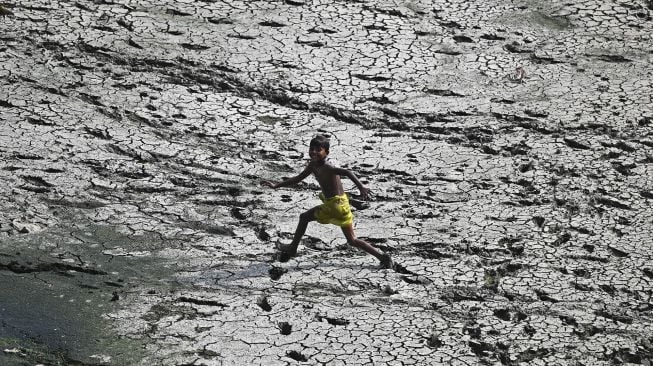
[314,193,353,227]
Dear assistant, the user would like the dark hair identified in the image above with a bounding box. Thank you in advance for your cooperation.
[309,134,330,152]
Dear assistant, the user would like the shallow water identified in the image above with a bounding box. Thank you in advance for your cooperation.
[1,0,652,364]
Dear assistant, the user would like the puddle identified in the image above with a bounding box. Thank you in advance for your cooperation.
[0,271,142,364]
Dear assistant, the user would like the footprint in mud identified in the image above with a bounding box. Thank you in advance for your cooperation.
[257,295,272,312]
[286,350,308,362]
[608,246,629,258]
[400,275,430,285]
[272,232,298,262]
[274,243,298,263]
[426,334,443,349]
[256,226,272,241]
[268,266,287,280]
[316,315,349,326]
[274,251,292,263]
[393,262,417,275]
[278,322,292,335]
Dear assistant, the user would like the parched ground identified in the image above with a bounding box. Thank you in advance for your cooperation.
[1,0,652,365]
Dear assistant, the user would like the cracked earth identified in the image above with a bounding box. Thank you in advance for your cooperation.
[1,0,652,365]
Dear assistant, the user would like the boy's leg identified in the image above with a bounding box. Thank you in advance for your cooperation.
[340,224,386,261]
[277,206,319,259]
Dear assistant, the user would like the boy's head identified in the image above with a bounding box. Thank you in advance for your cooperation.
[309,134,330,162]
[309,134,330,154]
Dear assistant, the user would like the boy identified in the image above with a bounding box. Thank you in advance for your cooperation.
[263,135,394,269]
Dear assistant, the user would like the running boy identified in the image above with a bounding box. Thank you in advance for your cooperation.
[263,135,394,269]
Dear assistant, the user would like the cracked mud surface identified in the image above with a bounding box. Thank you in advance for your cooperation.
[1,0,652,365]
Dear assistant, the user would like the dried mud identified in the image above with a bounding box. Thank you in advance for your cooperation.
[1,0,652,365]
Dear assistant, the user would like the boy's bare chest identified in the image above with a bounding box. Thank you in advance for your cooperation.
[312,166,326,180]
[310,163,342,195]
[311,165,332,183]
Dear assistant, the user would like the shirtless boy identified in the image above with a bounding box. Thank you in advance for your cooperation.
[263,135,394,269]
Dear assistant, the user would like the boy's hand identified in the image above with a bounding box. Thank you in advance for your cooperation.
[359,186,370,200]
[262,180,277,188]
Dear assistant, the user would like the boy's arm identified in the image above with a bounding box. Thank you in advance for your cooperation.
[332,167,369,199]
[264,165,311,189]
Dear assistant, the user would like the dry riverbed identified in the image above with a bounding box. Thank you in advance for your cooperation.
[1,0,652,365]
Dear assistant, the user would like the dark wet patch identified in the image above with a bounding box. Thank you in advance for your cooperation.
[441,286,486,302]
[296,39,324,47]
[517,347,552,363]
[0,260,107,275]
[453,35,474,43]
[180,43,210,51]
[259,20,286,27]
[207,17,233,25]
[593,54,632,63]
[316,315,349,326]
[480,34,505,40]
[564,137,591,150]
[400,275,429,284]
[286,350,308,362]
[424,88,465,97]
[643,268,653,279]
[393,263,418,275]
[362,5,411,18]
[595,309,633,324]
[469,340,496,358]
[177,297,228,307]
[595,196,631,210]
[352,73,392,82]
[552,232,571,246]
[504,42,532,53]
[493,308,511,321]
[534,289,559,303]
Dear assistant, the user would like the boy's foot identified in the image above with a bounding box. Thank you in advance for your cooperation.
[275,242,297,262]
[379,253,395,270]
